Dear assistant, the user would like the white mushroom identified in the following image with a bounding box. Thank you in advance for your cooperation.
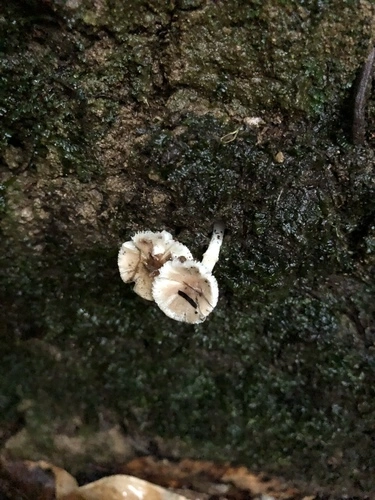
[118,224,225,323]
[152,259,219,324]
[201,221,225,271]
[118,230,192,301]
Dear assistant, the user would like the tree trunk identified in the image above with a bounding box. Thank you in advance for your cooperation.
[0,0,374,494]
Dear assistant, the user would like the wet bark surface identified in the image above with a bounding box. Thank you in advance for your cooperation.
[0,0,374,495]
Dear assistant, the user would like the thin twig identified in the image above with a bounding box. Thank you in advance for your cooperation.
[352,45,375,145]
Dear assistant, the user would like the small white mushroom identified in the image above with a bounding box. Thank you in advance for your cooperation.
[201,221,225,271]
[152,259,219,324]
[118,230,192,301]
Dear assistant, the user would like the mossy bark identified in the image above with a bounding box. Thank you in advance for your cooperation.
[0,0,374,493]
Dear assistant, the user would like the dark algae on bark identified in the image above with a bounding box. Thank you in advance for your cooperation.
[0,0,374,495]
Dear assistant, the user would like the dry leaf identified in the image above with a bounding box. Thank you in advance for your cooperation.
[61,474,188,500]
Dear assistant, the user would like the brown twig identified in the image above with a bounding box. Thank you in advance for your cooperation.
[352,46,375,145]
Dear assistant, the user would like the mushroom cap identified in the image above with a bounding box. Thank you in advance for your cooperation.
[118,231,193,301]
[132,230,174,258]
[118,240,154,300]
[132,230,193,263]
[132,273,154,301]
[118,241,141,284]
[152,259,219,324]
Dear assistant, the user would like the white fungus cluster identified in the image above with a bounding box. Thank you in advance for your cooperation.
[118,223,225,324]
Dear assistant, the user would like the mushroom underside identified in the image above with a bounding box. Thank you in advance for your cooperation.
[152,260,219,324]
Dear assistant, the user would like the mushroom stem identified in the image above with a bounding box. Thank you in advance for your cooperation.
[201,222,225,272]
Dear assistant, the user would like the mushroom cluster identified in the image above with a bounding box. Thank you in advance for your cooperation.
[118,223,225,324]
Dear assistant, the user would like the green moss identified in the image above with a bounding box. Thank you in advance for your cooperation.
[1,221,374,486]
[159,0,368,115]
[0,4,106,182]
[1,0,375,493]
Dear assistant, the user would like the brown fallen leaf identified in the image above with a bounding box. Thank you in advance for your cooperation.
[120,457,303,499]
[0,458,78,499]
